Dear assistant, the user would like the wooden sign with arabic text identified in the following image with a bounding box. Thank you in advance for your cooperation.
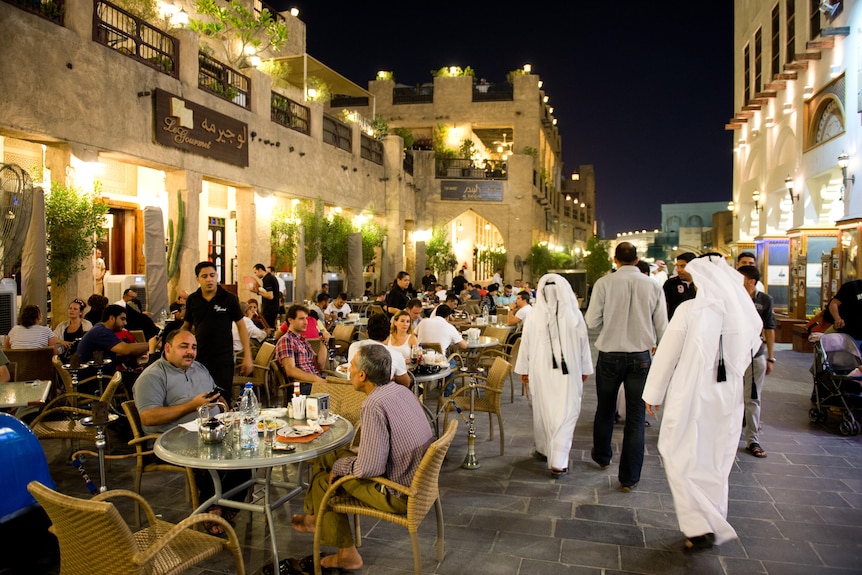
[440,180,503,201]
[153,89,249,167]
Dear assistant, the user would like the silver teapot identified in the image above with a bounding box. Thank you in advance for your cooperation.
[198,403,228,443]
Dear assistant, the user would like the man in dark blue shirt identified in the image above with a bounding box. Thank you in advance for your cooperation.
[662,252,697,320]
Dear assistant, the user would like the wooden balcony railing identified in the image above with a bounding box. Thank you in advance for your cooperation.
[360,134,383,165]
[271,92,310,135]
[322,114,351,152]
[93,0,178,77]
[198,52,250,109]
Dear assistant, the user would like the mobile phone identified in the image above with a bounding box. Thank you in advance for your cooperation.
[205,389,221,398]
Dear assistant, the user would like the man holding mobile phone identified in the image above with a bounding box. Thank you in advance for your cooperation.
[132,328,245,535]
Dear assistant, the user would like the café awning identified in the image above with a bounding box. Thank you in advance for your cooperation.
[270,53,374,112]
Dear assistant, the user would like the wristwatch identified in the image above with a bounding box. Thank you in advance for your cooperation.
[766,358,776,363]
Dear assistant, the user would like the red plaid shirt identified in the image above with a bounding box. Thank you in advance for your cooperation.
[275,330,320,381]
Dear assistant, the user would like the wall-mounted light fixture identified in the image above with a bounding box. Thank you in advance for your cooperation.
[765,116,775,127]
[786,176,799,203]
[838,152,854,200]
[830,64,842,78]
[783,102,793,114]
[752,189,762,214]
[803,85,814,99]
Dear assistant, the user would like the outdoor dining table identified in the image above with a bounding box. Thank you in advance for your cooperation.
[154,416,354,573]
[0,380,53,415]
[462,335,501,372]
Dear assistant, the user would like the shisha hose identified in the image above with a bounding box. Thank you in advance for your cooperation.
[71,455,98,495]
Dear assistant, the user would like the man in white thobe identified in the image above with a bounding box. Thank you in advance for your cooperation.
[643,255,762,551]
[515,273,593,477]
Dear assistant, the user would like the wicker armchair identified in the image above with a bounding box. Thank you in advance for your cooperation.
[29,371,122,444]
[27,481,245,575]
[121,400,198,526]
[442,357,510,455]
[311,420,459,575]
[232,342,276,406]
[476,337,522,401]
[312,377,367,427]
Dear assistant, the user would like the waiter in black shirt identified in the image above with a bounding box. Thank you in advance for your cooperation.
[252,263,280,329]
[183,261,253,402]
[385,271,411,316]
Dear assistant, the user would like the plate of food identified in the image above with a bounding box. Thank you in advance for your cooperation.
[277,426,317,439]
[257,418,288,432]
[335,363,349,376]
[317,413,339,426]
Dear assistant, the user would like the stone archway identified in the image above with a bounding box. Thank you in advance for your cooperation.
[440,208,506,285]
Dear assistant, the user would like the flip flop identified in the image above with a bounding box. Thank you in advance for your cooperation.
[203,519,226,536]
[746,443,767,458]
[298,553,352,573]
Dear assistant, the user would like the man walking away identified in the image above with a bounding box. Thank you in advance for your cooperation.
[585,242,667,492]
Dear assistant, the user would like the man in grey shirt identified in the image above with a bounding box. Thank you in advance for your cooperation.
[133,328,220,434]
[585,242,667,492]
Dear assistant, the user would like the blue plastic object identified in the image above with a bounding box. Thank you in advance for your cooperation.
[0,412,55,523]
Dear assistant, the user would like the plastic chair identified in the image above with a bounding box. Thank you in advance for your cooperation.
[312,420,459,575]
[27,480,245,575]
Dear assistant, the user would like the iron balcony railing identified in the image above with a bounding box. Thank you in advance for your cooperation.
[322,114,351,152]
[4,0,64,24]
[472,83,514,102]
[435,157,507,180]
[93,0,178,77]
[330,95,370,108]
[393,86,433,105]
[403,150,414,176]
[198,52,250,109]
[271,92,310,135]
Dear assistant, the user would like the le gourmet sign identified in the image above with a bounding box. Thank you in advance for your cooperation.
[153,89,249,167]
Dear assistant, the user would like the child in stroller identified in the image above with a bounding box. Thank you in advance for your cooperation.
[810,332,862,436]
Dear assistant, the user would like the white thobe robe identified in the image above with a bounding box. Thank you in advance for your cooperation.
[643,258,761,545]
[515,274,593,471]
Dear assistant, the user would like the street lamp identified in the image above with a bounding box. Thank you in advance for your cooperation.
[786,176,799,203]
[838,152,854,200]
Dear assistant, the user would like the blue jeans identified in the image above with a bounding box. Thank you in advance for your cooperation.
[592,350,651,486]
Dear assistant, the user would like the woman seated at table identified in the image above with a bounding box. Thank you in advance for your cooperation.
[233,301,268,359]
[52,298,93,361]
[385,309,418,363]
[246,298,272,332]
[3,305,59,354]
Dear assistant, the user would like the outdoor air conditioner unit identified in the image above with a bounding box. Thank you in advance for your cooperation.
[0,278,17,336]
[105,274,148,311]
[323,272,344,298]
[278,272,295,304]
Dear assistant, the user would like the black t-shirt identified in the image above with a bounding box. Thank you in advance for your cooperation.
[185,285,243,366]
[452,274,468,293]
[663,276,696,320]
[385,285,409,314]
[261,272,280,315]
[835,280,862,339]
[421,274,437,291]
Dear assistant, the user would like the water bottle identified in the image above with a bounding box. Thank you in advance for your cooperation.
[239,383,260,449]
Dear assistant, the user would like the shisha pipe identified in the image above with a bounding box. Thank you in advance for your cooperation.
[461,373,480,469]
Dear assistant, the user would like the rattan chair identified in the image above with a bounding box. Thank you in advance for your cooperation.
[27,480,245,575]
[232,342,276,406]
[330,325,356,361]
[313,377,367,427]
[311,419,459,575]
[29,371,122,444]
[4,347,56,381]
[121,400,198,527]
[476,336,522,402]
[442,357,510,455]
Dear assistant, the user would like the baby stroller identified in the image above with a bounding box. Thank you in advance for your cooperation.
[810,332,862,435]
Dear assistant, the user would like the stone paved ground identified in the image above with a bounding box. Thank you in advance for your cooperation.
[6,328,862,575]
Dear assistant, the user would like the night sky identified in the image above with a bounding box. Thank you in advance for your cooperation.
[276,2,735,238]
